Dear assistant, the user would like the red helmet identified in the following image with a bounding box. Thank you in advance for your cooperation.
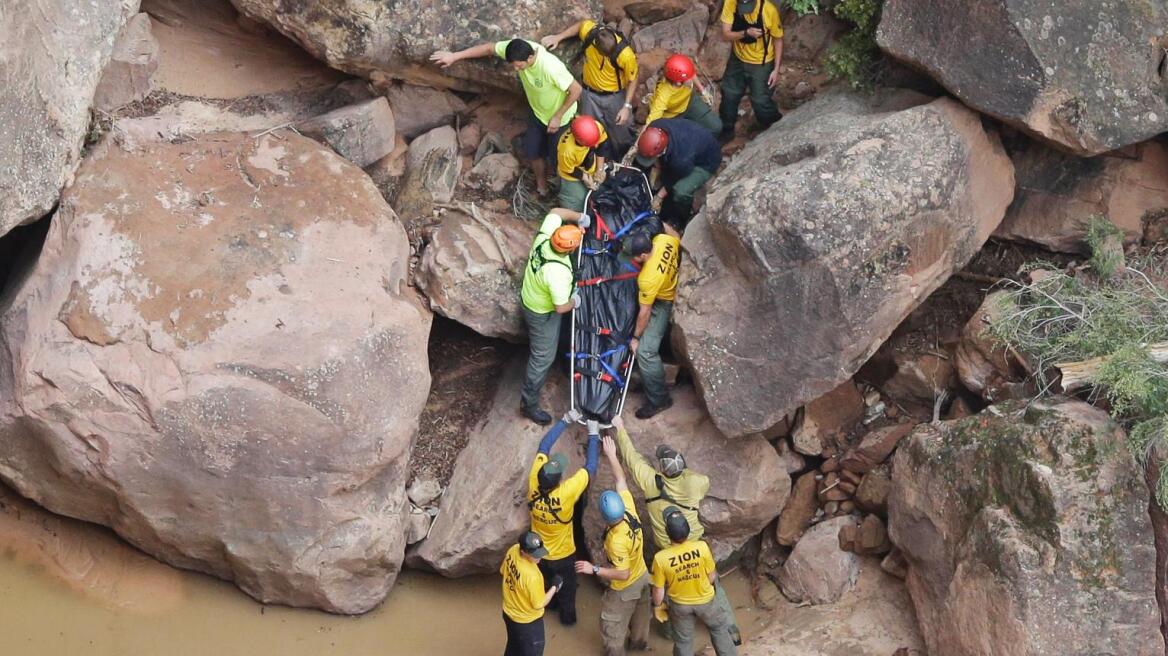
[570,115,602,148]
[637,127,669,159]
[663,54,696,84]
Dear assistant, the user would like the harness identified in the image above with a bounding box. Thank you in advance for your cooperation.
[582,24,633,92]
[528,487,573,525]
[644,474,699,512]
[528,237,575,282]
[603,510,643,541]
[730,0,771,58]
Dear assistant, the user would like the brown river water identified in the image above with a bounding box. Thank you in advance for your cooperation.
[0,488,769,655]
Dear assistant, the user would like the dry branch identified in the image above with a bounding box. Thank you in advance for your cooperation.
[1057,342,1168,391]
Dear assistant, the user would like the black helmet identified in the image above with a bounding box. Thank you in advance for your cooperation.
[663,505,690,543]
[537,453,567,490]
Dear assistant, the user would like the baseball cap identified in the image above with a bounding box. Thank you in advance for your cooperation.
[520,530,549,558]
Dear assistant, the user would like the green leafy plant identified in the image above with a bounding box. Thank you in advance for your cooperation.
[783,0,821,16]
[824,0,884,89]
[1084,214,1126,278]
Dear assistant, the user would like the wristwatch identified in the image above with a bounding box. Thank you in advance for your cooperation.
[592,564,600,575]
[623,102,633,109]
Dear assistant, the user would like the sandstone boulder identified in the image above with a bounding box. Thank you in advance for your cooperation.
[954,290,1028,401]
[776,471,819,546]
[395,126,462,235]
[386,84,469,139]
[695,23,732,81]
[839,424,914,475]
[878,350,957,405]
[228,0,599,91]
[94,12,159,111]
[295,97,396,168]
[674,90,1014,437]
[630,5,708,55]
[996,137,1168,253]
[778,515,861,604]
[416,206,531,342]
[466,153,521,193]
[790,381,865,456]
[876,0,1168,155]
[0,132,432,614]
[889,398,1162,655]
[0,0,140,238]
[854,464,892,516]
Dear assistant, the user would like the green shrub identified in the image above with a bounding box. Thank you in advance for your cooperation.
[824,0,883,89]
[1084,214,1126,278]
[783,0,821,16]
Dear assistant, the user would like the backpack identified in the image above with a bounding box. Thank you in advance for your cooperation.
[730,0,770,53]
[645,474,699,512]
[582,24,633,88]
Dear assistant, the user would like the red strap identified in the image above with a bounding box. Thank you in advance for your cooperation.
[576,271,640,287]
[594,211,615,241]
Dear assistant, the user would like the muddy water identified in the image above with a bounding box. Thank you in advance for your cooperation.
[0,491,770,655]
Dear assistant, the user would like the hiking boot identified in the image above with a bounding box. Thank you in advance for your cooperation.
[521,404,553,426]
[635,398,673,420]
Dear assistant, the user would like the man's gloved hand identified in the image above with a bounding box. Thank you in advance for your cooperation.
[582,172,598,190]
[650,196,663,213]
[701,87,715,107]
[577,213,591,230]
[593,167,607,186]
[551,574,565,591]
[586,420,600,435]
[563,408,584,424]
[653,603,669,623]
[572,292,582,309]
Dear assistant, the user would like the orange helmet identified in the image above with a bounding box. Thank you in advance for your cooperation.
[570,115,602,148]
[663,54,696,84]
[637,127,669,159]
[551,225,584,252]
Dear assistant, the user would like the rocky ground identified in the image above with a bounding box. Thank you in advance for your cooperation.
[1,0,1167,652]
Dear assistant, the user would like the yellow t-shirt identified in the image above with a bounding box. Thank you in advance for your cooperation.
[528,453,590,560]
[650,539,716,605]
[603,489,648,592]
[637,234,680,305]
[578,20,639,92]
[501,544,545,623]
[719,0,784,65]
[557,122,609,180]
[646,79,693,124]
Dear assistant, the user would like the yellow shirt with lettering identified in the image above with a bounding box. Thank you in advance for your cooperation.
[604,489,648,591]
[528,453,590,560]
[501,544,546,623]
[720,0,784,65]
[646,79,693,124]
[651,539,716,605]
[578,20,639,92]
[637,234,680,305]
[557,123,609,180]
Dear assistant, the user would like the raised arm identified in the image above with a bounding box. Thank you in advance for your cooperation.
[584,421,600,479]
[548,81,584,133]
[611,415,658,493]
[538,409,582,455]
[602,434,628,492]
[540,20,586,50]
[430,41,497,68]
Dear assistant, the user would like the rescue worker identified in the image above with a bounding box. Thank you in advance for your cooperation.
[528,411,600,626]
[645,54,721,135]
[557,115,610,211]
[610,415,741,645]
[432,39,582,196]
[574,435,651,655]
[635,119,722,229]
[717,0,784,141]
[519,208,590,425]
[626,222,682,419]
[501,530,563,656]
[650,508,737,656]
[541,20,638,153]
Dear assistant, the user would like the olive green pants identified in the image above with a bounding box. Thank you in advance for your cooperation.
[521,307,563,410]
[558,178,588,212]
[718,54,781,132]
[680,95,722,134]
[636,300,673,408]
[600,574,651,656]
[668,596,737,656]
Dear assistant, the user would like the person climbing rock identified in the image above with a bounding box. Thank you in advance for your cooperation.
[645,54,721,135]
[610,415,741,645]
[501,530,563,656]
[635,119,722,229]
[528,412,600,626]
[717,0,784,141]
[574,434,651,655]
[431,39,581,196]
[519,208,589,425]
[557,115,611,211]
[650,508,737,656]
[541,20,638,154]
[626,222,682,419]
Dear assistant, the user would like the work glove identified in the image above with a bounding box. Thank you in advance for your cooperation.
[701,86,715,107]
[593,167,607,186]
[582,172,599,191]
[578,213,591,230]
[586,420,600,436]
[551,574,565,591]
[563,408,584,424]
[651,196,663,213]
[653,603,669,623]
[571,292,582,309]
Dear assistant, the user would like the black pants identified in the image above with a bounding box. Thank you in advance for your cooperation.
[503,613,545,656]
[539,555,578,625]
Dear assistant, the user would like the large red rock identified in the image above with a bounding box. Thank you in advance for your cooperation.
[0,0,141,238]
[889,398,1162,655]
[674,90,1014,438]
[996,138,1168,253]
[877,0,1168,156]
[0,132,432,614]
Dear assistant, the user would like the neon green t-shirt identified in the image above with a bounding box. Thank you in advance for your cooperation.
[520,213,575,314]
[495,40,579,126]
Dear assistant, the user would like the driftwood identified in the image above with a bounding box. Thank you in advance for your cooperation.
[1057,342,1168,391]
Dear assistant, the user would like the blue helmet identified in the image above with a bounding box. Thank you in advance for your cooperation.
[599,490,625,524]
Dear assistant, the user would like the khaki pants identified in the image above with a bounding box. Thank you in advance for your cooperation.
[600,573,651,656]
[669,597,737,656]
